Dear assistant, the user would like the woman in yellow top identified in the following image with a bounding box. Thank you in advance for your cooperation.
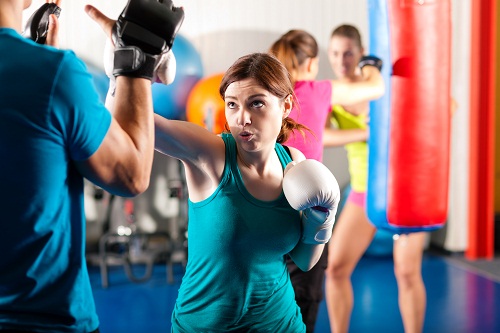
[323,24,428,333]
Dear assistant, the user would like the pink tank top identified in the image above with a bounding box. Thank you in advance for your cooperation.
[285,80,332,162]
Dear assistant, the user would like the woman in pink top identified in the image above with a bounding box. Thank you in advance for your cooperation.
[269,29,384,333]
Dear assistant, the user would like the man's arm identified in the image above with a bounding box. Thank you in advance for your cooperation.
[74,2,183,197]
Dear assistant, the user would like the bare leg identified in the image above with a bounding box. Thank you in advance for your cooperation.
[325,201,376,333]
[393,232,427,333]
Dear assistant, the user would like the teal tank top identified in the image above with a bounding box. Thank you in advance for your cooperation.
[171,134,305,332]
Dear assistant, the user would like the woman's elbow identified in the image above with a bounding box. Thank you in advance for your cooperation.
[298,261,316,272]
[293,256,321,272]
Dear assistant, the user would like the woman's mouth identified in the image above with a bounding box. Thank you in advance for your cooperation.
[239,131,253,141]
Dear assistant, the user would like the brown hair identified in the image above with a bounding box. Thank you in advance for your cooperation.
[269,29,319,84]
[219,53,309,144]
[331,24,363,49]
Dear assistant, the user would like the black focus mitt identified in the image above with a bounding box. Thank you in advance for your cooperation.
[112,0,184,80]
[23,3,61,44]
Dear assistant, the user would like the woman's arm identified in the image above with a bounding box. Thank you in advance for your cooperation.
[323,127,369,147]
[330,66,385,106]
[284,148,327,270]
[154,114,226,201]
[154,114,223,162]
[287,146,306,163]
[289,243,325,271]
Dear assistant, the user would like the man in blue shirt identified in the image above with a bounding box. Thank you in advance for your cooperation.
[0,0,183,331]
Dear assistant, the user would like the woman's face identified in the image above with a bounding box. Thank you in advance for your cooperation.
[224,78,291,153]
[328,35,363,79]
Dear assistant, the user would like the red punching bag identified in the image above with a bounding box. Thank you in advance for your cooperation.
[386,0,452,230]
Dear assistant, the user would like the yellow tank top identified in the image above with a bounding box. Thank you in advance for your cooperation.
[330,105,368,192]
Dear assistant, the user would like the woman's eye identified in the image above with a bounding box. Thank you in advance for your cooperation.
[227,101,236,109]
[251,100,264,108]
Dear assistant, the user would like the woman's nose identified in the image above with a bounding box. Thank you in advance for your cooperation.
[237,108,251,126]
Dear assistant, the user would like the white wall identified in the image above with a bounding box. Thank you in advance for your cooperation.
[431,0,470,252]
[26,0,368,75]
[25,0,470,251]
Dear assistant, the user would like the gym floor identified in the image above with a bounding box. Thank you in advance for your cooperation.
[88,251,500,333]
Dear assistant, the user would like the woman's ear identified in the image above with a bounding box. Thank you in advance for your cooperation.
[307,57,319,73]
[283,94,293,118]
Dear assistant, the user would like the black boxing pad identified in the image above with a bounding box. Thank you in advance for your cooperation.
[23,3,61,44]
[116,0,184,55]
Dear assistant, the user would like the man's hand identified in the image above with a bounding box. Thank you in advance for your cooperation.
[86,0,184,81]
[23,0,62,46]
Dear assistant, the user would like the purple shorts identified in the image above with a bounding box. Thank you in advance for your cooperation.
[347,190,366,207]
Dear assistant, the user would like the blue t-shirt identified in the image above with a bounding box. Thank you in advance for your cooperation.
[171,134,305,332]
[0,29,111,332]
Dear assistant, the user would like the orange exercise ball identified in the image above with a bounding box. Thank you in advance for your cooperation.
[186,73,227,134]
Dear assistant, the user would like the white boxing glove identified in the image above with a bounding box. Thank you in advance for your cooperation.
[103,38,176,110]
[283,159,341,244]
